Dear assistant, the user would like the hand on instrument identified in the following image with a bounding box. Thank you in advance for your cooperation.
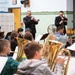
[31,17,34,20]
[36,19,40,22]
[57,58,66,65]
[59,20,63,24]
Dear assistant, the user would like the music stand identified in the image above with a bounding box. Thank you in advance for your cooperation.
[35,33,49,42]
[40,33,49,40]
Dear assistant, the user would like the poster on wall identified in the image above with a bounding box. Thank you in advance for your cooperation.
[12,0,17,5]
[0,13,14,34]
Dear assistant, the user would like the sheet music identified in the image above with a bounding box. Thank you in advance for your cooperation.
[12,46,18,60]
[0,57,8,74]
[35,35,43,42]
[67,43,75,51]
[67,57,75,75]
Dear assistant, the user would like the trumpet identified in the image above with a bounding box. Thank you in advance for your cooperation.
[48,40,71,75]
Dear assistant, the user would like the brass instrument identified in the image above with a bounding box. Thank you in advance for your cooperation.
[48,40,71,75]
[48,40,63,69]
[16,38,29,62]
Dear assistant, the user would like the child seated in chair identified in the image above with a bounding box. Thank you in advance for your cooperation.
[0,39,20,75]
[18,42,65,75]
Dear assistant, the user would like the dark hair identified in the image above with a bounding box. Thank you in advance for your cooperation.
[0,32,4,39]
[5,32,11,40]
[57,26,64,31]
[18,28,23,33]
[10,31,18,41]
[23,42,42,59]
[0,39,10,52]
[24,32,33,41]
[59,11,64,13]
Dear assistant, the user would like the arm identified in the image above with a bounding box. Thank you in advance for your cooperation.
[54,58,65,75]
[64,17,68,25]
[31,17,39,25]
[9,58,20,73]
[23,17,39,26]
[10,58,20,70]
[44,64,63,75]
[23,17,32,26]
[55,17,61,27]
[54,63,63,75]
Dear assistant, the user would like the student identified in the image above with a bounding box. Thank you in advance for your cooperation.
[41,34,56,58]
[56,26,68,44]
[18,42,65,75]
[0,39,19,75]
[17,28,23,38]
[56,26,64,37]
[0,32,4,39]
[24,32,33,41]
[25,28,31,32]
[10,31,18,56]
[5,32,11,40]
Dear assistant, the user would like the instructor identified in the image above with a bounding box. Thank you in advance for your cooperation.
[23,10,39,39]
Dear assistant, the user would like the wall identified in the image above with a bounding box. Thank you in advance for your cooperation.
[8,0,21,8]
[20,0,73,36]
[67,0,73,11]
[0,0,8,12]
[67,0,73,28]
[21,0,67,12]
[0,0,73,38]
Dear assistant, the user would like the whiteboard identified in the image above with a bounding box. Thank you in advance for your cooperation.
[0,13,14,34]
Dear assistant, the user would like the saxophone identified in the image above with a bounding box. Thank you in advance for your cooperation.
[16,38,29,62]
[48,40,71,75]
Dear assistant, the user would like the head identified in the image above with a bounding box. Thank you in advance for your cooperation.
[59,11,64,17]
[41,34,56,58]
[26,10,32,17]
[0,39,10,55]
[57,26,64,34]
[5,32,11,40]
[23,42,42,60]
[24,32,33,41]
[11,30,18,41]
[18,28,23,35]
[25,28,31,32]
[0,32,4,39]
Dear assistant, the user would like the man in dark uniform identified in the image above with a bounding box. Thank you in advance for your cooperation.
[55,11,68,35]
[23,10,39,39]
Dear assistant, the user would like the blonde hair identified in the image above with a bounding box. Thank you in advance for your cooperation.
[41,34,56,58]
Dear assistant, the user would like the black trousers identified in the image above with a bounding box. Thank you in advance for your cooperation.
[31,33,35,40]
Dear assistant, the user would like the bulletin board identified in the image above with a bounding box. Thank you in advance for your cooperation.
[0,13,14,34]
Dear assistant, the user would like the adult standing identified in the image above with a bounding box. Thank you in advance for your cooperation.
[55,11,68,35]
[23,10,39,39]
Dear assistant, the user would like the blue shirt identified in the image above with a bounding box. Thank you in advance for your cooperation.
[56,32,62,37]
[56,32,64,41]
